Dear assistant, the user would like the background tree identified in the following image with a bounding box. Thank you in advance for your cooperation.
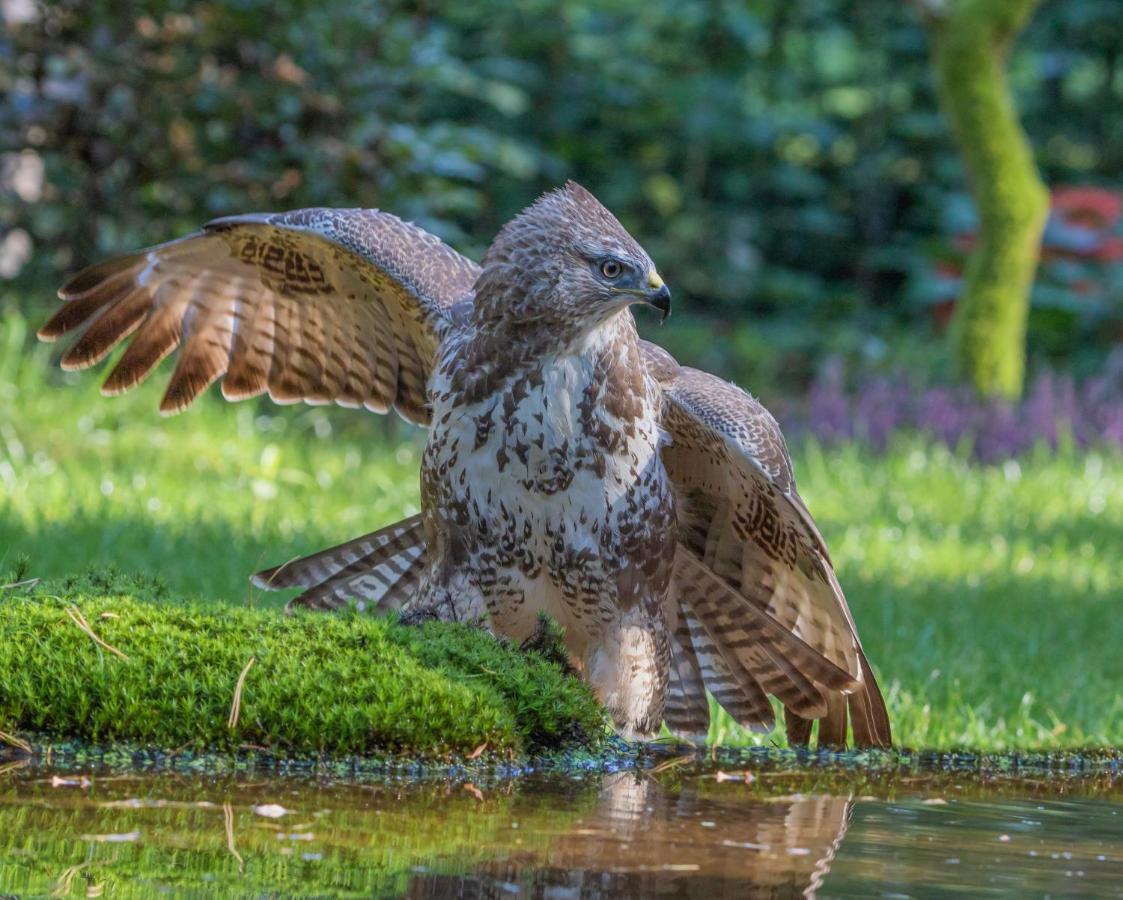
[924,0,1050,399]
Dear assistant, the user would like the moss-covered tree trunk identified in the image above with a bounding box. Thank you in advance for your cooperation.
[925,0,1049,399]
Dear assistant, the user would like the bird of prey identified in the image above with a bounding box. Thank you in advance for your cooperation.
[39,182,890,747]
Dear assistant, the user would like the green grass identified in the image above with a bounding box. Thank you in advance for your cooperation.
[776,440,1123,750]
[3,309,1123,752]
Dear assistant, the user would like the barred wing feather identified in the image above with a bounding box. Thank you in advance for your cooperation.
[645,342,891,748]
[39,208,481,425]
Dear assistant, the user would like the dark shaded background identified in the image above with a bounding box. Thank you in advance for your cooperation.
[2,0,1121,396]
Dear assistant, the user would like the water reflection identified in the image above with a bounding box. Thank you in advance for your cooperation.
[417,772,852,897]
[1,758,1122,897]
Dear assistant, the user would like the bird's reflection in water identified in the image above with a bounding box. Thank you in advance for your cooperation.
[410,771,853,898]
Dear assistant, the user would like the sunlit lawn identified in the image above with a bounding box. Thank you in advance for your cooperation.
[3,311,1122,752]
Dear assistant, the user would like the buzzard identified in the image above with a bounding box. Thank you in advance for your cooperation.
[39,182,890,747]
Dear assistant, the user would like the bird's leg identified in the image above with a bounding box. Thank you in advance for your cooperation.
[585,610,669,741]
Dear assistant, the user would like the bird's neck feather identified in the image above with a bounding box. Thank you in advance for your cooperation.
[448,310,645,408]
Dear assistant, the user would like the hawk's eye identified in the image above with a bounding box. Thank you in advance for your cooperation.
[600,259,624,280]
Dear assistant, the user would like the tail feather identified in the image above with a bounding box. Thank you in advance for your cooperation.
[815,694,849,749]
[785,653,892,749]
[682,601,774,733]
[662,601,713,740]
[785,710,814,747]
[252,515,427,613]
[673,549,858,714]
[847,651,892,748]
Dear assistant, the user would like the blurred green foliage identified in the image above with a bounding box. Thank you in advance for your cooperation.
[1,0,1121,388]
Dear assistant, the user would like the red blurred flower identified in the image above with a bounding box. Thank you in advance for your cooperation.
[1051,186,1122,229]
[1094,236,1123,262]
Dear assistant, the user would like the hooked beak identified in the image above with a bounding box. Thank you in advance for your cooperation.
[644,272,671,323]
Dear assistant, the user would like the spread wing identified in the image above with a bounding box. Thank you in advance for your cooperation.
[644,341,891,748]
[39,208,481,424]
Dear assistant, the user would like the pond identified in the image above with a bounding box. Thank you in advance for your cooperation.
[1,750,1121,897]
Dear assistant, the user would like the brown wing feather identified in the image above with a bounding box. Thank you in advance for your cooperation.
[662,595,715,740]
[681,597,775,733]
[646,341,891,748]
[675,548,857,717]
[659,381,860,676]
[41,208,481,425]
[254,515,421,588]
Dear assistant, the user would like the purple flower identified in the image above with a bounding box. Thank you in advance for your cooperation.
[789,359,1123,460]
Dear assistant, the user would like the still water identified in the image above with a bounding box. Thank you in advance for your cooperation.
[1,753,1121,897]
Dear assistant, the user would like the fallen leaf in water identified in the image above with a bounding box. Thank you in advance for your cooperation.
[253,804,290,818]
[99,798,220,810]
[714,771,754,783]
[463,783,484,802]
[81,831,140,843]
[921,798,948,806]
[50,776,91,789]
[467,742,488,760]
[722,839,770,850]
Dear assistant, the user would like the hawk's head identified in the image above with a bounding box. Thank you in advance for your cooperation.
[476,181,671,330]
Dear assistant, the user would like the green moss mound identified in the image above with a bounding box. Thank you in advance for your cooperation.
[0,571,606,757]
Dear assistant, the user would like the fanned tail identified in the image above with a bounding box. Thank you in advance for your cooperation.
[252,515,427,613]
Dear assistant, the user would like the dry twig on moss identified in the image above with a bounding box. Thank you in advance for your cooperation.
[64,605,129,660]
[228,657,256,730]
[0,729,32,754]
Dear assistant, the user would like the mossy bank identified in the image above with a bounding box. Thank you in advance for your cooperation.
[0,571,606,758]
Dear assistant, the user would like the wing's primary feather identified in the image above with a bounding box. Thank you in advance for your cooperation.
[40,208,481,425]
[645,340,891,748]
[659,372,859,677]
